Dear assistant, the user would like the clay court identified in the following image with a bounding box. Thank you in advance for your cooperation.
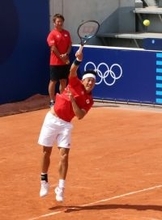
[0,99,162,220]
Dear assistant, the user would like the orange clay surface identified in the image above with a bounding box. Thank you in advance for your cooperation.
[0,103,162,220]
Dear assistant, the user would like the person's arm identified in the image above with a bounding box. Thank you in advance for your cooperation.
[67,47,86,119]
[65,32,72,56]
[47,33,61,57]
[67,88,86,119]
[51,45,69,64]
[61,40,72,64]
[47,32,67,63]
[66,42,72,56]
[69,47,83,78]
[71,97,86,119]
[51,45,61,58]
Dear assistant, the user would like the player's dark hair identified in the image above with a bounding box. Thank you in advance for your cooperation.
[53,14,65,23]
[83,69,97,77]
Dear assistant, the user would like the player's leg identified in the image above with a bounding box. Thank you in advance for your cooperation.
[54,121,73,202]
[58,147,70,180]
[38,111,58,197]
[55,148,70,202]
[41,146,52,177]
[39,146,52,197]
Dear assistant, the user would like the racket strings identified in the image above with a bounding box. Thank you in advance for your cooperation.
[78,22,99,38]
[77,20,100,46]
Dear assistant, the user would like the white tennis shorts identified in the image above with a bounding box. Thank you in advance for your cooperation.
[38,111,73,148]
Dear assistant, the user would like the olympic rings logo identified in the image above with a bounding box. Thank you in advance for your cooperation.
[84,62,123,86]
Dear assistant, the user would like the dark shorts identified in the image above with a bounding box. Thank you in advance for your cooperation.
[50,65,70,81]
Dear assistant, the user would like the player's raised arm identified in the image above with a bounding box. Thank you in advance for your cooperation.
[69,46,83,78]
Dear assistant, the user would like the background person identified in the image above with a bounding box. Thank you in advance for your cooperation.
[47,13,72,107]
[38,46,97,202]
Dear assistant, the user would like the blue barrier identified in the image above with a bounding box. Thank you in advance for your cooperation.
[72,45,161,105]
[1,4,162,107]
[0,0,49,104]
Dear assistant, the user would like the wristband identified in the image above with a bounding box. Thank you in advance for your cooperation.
[73,58,82,66]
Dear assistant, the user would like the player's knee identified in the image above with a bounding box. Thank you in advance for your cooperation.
[43,147,52,157]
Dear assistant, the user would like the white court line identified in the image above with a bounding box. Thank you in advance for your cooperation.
[28,211,62,220]
[28,184,162,220]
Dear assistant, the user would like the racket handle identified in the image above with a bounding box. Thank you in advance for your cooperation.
[77,45,83,54]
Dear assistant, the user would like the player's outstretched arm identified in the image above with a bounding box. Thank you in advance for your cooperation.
[69,46,83,78]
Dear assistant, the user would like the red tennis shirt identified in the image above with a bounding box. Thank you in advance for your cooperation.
[47,29,72,65]
[54,76,94,122]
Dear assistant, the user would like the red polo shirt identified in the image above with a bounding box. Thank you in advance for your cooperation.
[54,76,94,122]
[47,29,72,65]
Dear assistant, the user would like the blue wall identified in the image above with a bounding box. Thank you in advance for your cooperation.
[1,1,162,107]
[0,0,49,104]
[72,45,162,105]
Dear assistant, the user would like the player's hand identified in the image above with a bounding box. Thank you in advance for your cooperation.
[65,87,73,100]
[75,50,83,61]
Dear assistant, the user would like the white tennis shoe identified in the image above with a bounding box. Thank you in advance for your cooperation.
[55,186,64,202]
[39,181,49,197]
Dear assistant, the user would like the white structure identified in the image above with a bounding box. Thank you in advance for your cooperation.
[49,0,135,43]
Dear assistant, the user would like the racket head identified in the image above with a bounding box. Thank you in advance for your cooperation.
[77,20,100,45]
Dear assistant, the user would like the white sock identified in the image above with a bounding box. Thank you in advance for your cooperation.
[58,179,65,188]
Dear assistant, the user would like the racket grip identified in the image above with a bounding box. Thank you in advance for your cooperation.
[77,45,83,54]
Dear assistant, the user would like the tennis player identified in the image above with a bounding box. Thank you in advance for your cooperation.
[38,47,97,202]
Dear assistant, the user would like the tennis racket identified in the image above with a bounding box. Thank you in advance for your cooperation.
[77,20,100,53]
